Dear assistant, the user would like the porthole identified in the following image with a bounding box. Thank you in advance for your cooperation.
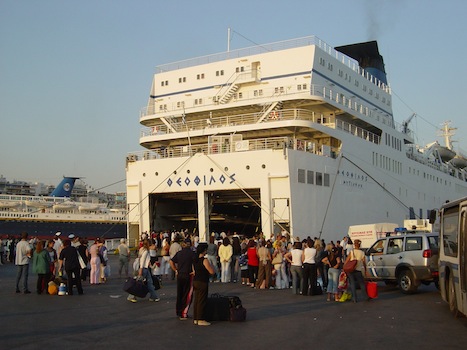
[246,165,250,170]
[224,167,229,171]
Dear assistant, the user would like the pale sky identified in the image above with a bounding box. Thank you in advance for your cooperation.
[1,0,466,192]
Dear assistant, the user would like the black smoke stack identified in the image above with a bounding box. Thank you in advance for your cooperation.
[335,41,387,85]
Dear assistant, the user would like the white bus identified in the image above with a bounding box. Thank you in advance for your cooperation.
[438,197,467,317]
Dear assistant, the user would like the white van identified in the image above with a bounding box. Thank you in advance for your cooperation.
[348,223,399,249]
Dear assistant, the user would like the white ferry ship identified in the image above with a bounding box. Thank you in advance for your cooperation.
[0,177,126,238]
[126,36,467,243]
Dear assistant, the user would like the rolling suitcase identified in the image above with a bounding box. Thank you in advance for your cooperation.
[205,293,231,321]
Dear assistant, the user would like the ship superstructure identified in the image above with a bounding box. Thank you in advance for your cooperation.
[126,36,467,242]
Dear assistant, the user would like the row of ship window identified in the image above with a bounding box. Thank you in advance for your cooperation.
[157,84,308,111]
[318,56,389,106]
[297,169,330,187]
[373,152,402,175]
[408,166,452,186]
[384,133,402,151]
[160,68,240,86]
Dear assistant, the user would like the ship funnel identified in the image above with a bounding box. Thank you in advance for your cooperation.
[335,41,387,85]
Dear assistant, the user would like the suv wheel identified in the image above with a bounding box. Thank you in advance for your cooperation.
[398,270,417,294]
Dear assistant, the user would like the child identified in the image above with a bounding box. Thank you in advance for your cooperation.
[239,253,249,285]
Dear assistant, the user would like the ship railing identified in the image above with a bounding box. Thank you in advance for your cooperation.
[141,108,315,135]
[128,136,339,161]
[335,120,380,144]
[141,82,392,129]
[0,195,69,204]
[141,107,380,146]
[155,36,322,73]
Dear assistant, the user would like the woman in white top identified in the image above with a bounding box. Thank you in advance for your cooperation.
[218,237,233,283]
[284,241,303,295]
[345,239,369,303]
[301,238,317,296]
[127,238,160,303]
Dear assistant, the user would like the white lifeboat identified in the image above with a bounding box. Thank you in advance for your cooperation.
[53,201,76,210]
[25,200,49,208]
[0,200,22,208]
[431,143,456,162]
[450,154,467,169]
[78,203,101,212]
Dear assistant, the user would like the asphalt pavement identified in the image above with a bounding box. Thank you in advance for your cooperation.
[1,255,467,350]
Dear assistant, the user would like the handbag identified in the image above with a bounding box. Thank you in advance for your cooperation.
[77,251,87,269]
[123,278,149,298]
[343,252,357,274]
[271,252,283,265]
[152,275,161,290]
[338,271,348,290]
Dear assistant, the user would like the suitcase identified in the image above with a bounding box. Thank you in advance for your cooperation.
[230,305,247,322]
[123,278,149,298]
[366,281,378,299]
[205,294,231,321]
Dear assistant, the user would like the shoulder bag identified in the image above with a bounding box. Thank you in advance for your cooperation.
[271,252,283,265]
[343,251,357,274]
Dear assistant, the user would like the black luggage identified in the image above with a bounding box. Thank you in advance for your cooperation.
[311,283,323,296]
[151,275,161,290]
[205,293,247,322]
[123,278,148,298]
[230,305,247,321]
[228,295,246,321]
[205,294,231,321]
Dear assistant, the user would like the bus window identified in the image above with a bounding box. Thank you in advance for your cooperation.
[442,208,459,257]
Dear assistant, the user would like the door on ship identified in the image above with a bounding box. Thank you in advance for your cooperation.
[272,197,290,238]
[128,223,140,249]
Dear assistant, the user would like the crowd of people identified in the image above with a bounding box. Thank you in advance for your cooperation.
[130,229,371,314]
[3,228,371,320]
[1,231,123,296]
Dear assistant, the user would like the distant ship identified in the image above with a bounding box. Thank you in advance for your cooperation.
[0,177,126,238]
[125,35,467,242]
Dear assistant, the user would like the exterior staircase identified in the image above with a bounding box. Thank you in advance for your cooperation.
[219,84,239,104]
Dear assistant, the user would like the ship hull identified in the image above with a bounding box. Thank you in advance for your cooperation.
[0,219,126,238]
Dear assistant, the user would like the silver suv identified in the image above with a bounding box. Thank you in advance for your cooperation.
[365,232,439,294]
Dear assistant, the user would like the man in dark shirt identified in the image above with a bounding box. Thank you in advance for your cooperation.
[170,237,195,320]
[58,239,84,295]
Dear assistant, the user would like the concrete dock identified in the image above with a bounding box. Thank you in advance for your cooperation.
[1,254,466,349]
